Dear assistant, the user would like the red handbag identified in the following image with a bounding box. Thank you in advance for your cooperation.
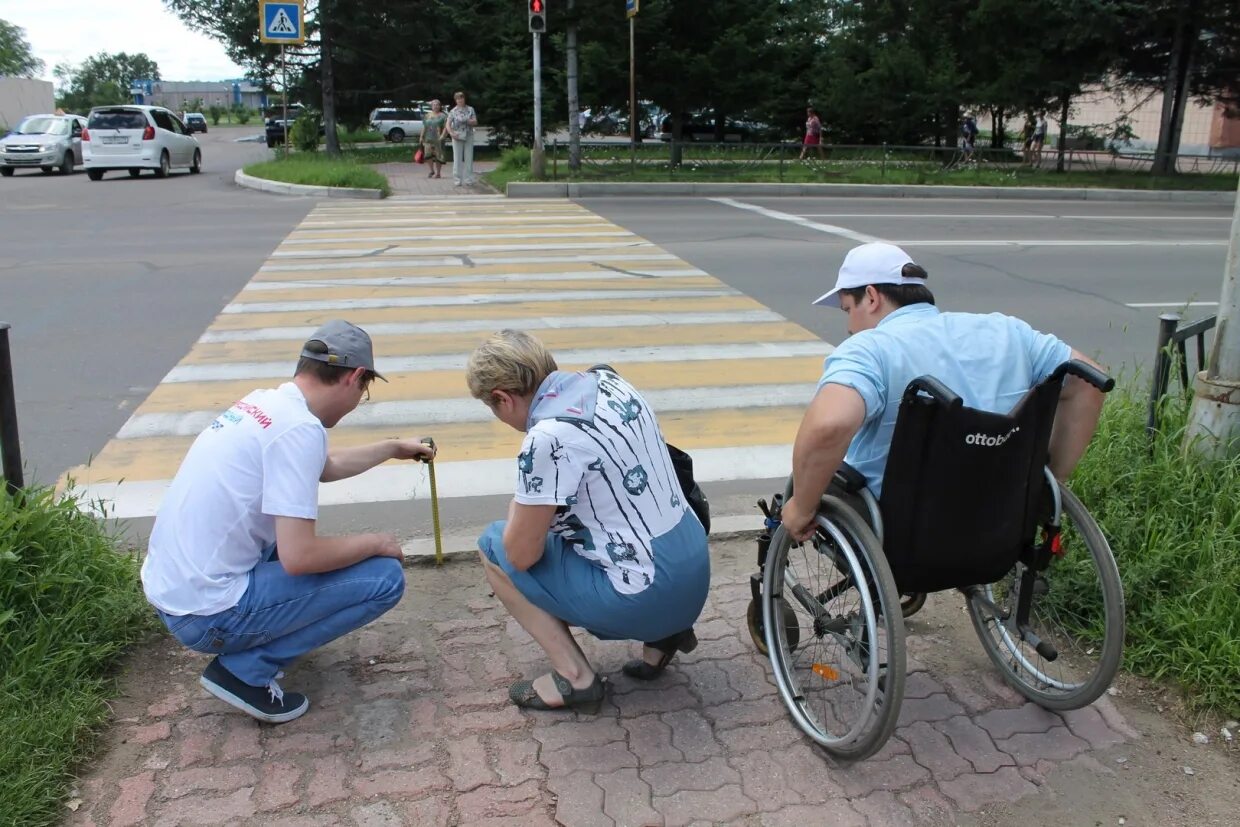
[414,147,425,164]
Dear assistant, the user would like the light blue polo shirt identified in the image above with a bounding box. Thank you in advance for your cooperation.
[817,303,1071,498]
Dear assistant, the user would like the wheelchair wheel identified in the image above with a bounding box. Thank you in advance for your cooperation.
[763,496,906,761]
[967,484,1125,710]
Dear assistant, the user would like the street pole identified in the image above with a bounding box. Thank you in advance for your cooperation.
[566,0,580,172]
[629,15,636,174]
[281,45,288,159]
[1185,176,1240,457]
[531,32,545,180]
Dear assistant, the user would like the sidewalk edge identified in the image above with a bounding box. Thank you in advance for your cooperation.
[234,169,384,200]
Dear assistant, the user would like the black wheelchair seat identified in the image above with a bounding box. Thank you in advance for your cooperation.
[877,360,1113,594]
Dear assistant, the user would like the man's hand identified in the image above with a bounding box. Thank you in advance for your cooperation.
[390,438,437,463]
[780,495,819,543]
[373,533,404,561]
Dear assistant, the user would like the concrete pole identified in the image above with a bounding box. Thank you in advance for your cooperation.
[531,32,546,180]
[566,0,580,172]
[1184,177,1240,457]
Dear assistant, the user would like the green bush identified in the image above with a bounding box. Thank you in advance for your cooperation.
[207,105,223,125]
[1064,385,1240,714]
[497,145,532,172]
[0,485,154,826]
[290,111,321,152]
[232,103,252,126]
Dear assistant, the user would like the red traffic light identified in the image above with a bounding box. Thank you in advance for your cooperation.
[530,0,543,11]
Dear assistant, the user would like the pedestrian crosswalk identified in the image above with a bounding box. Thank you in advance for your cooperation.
[64,198,831,519]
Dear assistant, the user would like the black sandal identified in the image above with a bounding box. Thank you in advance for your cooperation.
[509,671,606,713]
[622,628,698,680]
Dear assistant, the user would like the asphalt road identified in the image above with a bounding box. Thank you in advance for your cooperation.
[582,196,1234,379]
[0,126,310,485]
[1,154,1234,540]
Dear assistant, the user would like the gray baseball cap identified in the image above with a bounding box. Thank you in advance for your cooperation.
[300,320,387,381]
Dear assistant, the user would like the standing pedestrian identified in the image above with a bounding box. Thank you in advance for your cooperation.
[421,99,447,179]
[1030,112,1048,166]
[447,90,479,187]
[799,107,825,161]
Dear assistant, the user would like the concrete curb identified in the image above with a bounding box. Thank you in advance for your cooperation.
[400,513,762,565]
[234,169,384,199]
[507,180,1237,204]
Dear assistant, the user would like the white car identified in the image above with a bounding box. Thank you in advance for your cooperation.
[368,107,425,143]
[82,105,202,180]
[0,114,88,176]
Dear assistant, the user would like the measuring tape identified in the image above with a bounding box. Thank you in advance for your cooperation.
[421,437,443,565]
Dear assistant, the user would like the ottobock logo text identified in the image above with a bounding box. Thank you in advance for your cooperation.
[965,426,1019,447]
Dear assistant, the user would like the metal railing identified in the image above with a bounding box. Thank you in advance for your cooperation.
[1146,312,1218,440]
[547,140,1240,182]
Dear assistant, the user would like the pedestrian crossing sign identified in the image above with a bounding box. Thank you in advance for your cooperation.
[259,0,304,44]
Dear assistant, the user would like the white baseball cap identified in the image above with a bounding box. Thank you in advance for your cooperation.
[812,242,925,308]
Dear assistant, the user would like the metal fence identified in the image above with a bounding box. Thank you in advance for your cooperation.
[1146,312,1219,441]
[547,140,1240,182]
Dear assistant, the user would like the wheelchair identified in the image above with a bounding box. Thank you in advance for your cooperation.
[746,360,1126,761]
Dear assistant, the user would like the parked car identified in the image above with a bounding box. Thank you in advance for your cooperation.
[265,105,323,147]
[82,105,202,180]
[0,113,88,176]
[368,108,425,142]
[658,115,751,143]
[184,112,209,133]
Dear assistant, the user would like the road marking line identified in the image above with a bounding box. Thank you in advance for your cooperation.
[258,253,680,272]
[795,213,1231,221]
[163,341,829,383]
[893,240,1226,247]
[69,444,796,519]
[117,384,815,439]
[1124,301,1220,308]
[242,269,707,291]
[295,218,609,230]
[271,241,656,258]
[197,310,782,342]
[713,198,885,244]
[222,288,739,315]
[280,230,636,245]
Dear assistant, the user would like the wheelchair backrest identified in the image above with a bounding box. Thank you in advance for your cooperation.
[877,370,1064,594]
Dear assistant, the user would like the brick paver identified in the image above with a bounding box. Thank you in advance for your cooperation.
[68,538,1139,826]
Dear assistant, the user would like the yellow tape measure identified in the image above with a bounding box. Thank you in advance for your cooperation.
[421,438,443,565]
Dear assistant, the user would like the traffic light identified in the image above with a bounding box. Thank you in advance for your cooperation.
[529,0,546,33]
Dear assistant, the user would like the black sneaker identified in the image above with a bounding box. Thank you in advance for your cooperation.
[199,657,309,724]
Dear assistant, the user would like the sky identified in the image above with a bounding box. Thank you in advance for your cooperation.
[7,2,249,84]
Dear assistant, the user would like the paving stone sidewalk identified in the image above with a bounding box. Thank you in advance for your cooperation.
[373,160,499,197]
[67,538,1140,827]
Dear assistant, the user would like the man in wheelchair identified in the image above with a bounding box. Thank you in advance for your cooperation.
[753,242,1123,760]
[780,241,1106,542]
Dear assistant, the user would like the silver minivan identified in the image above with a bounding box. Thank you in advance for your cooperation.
[0,114,88,176]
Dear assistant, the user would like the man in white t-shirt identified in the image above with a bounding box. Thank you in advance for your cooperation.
[141,320,436,723]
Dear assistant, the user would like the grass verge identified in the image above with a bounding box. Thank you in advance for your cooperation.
[243,154,391,196]
[1,485,155,826]
[1064,385,1239,714]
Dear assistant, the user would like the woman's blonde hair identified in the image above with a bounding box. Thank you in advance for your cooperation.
[466,330,558,404]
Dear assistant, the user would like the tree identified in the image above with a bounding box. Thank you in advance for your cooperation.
[0,18,43,78]
[1111,0,1240,174]
[54,52,161,114]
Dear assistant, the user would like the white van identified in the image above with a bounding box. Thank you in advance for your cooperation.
[83,105,202,180]
[368,107,425,143]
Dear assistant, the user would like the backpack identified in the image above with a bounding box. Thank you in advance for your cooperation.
[588,365,711,533]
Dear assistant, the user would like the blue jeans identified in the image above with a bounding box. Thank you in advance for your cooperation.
[156,545,405,687]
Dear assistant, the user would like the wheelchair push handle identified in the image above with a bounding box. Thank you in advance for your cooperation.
[902,375,963,409]
[1050,360,1115,393]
